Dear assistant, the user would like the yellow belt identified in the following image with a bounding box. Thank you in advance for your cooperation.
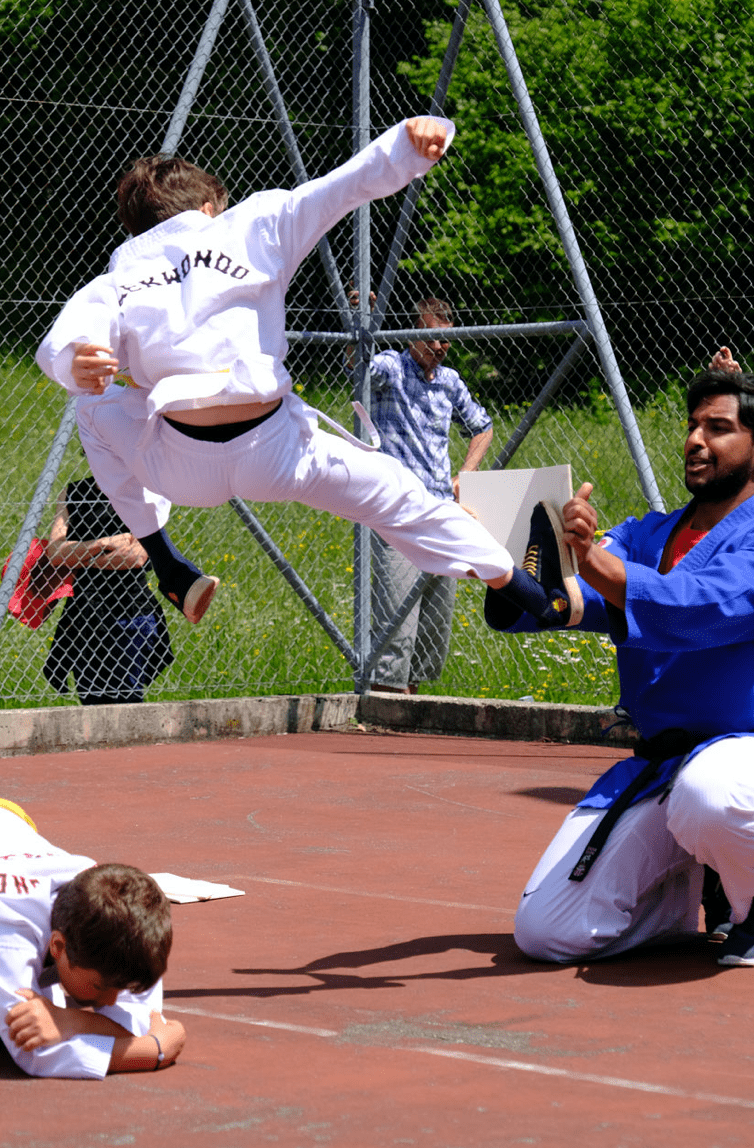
[0,798,37,831]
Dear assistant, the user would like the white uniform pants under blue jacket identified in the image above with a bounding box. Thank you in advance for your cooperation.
[36,119,513,585]
[484,495,754,961]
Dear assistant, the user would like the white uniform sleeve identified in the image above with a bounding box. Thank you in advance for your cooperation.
[96,977,163,1037]
[10,1033,115,1080]
[1,981,162,1079]
[0,978,162,1079]
[36,277,121,394]
[0,937,115,1079]
[244,117,455,288]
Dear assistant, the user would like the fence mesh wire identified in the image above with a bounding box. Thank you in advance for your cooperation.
[0,0,743,709]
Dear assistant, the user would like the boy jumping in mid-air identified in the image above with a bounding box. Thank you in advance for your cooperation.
[36,115,578,631]
[0,799,186,1077]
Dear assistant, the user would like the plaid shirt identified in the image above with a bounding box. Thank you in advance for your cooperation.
[369,348,492,499]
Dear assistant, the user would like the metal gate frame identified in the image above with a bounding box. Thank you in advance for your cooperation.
[0,0,664,696]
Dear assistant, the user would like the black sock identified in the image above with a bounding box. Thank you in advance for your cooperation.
[494,566,550,618]
[137,528,204,606]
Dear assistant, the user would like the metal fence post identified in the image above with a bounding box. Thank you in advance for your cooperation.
[481,0,665,513]
[351,0,374,692]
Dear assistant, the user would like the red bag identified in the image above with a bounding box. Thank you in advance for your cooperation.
[2,539,74,629]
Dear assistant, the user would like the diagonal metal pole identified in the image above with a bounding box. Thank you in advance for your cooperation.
[481,0,664,511]
[161,0,231,155]
[236,0,352,332]
[492,325,592,469]
[0,399,78,626]
[229,498,358,667]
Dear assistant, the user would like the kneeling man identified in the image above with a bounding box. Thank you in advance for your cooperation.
[486,360,754,966]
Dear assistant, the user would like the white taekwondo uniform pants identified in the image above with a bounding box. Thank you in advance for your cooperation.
[514,736,754,962]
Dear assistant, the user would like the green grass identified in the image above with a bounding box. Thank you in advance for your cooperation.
[0,349,689,710]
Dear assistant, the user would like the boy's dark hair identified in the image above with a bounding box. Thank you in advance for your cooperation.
[51,864,172,993]
[687,369,754,433]
[414,296,454,327]
[117,155,229,237]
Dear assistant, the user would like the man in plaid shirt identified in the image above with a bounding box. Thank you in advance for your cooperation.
[364,297,494,693]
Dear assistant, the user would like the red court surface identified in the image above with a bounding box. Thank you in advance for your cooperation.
[3,729,754,1147]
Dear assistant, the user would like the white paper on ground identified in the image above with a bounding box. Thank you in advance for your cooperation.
[150,872,246,904]
[458,465,573,565]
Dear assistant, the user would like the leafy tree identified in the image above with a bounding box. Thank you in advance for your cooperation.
[0,0,54,44]
[398,0,754,390]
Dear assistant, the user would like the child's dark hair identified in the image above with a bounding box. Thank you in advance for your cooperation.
[51,864,172,993]
[687,369,754,433]
[117,155,229,236]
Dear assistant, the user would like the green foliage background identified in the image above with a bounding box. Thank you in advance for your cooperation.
[399,0,754,394]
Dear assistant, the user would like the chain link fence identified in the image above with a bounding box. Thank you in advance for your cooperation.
[1,0,746,710]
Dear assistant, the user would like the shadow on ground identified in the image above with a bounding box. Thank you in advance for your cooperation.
[164,930,724,1004]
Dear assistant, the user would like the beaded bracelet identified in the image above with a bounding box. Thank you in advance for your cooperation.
[150,1033,165,1070]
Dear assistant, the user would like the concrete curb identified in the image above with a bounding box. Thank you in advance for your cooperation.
[0,693,638,757]
[358,693,638,748]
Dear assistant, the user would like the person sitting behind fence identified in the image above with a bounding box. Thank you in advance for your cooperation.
[0,799,186,1077]
[43,474,173,706]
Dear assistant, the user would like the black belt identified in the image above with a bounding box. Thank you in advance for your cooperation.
[569,728,700,882]
[164,401,281,442]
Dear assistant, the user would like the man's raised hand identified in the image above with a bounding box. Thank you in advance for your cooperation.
[709,346,742,374]
[562,482,597,566]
